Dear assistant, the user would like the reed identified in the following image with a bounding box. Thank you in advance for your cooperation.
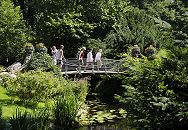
[54,94,80,130]
[9,108,50,130]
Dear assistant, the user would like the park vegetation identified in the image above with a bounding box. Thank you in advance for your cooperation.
[0,0,188,129]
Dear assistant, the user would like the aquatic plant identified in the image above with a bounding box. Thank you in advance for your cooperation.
[53,95,80,130]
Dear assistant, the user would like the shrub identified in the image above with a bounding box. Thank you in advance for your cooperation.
[0,65,5,72]
[26,43,59,73]
[3,71,60,102]
[116,49,188,129]
[35,43,47,53]
[24,43,34,55]
[27,52,58,72]
[8,109,50,130]
[3,71,88,104]
[67,79,88,103]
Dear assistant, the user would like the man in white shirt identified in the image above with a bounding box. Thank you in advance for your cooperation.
[57,45,66,69]
[95,49,102,71]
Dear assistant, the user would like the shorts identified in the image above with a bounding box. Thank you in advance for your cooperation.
[96,60,102,68]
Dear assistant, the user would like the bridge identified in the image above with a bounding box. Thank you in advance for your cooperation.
[62,58,124,75]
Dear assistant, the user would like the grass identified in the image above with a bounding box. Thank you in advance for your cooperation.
[0,86,32,119]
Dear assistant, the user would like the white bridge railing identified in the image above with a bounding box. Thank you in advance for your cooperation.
[62,58,124,74]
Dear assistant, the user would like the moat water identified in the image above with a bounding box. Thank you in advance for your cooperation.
[77,99,136,130]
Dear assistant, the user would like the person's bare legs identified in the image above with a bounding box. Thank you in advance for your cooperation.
[85,62,93,71]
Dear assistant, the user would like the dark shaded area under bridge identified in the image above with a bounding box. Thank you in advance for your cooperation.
[62,58,124,75]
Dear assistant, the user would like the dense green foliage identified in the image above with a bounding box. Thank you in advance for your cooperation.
[0,0,31,66]
[104,7,172,57]
[0,71,88,129]
[0,0,187,129]
[2,70,88,103]
[116,50,188,129]
[26,43,59,72]
[0,0,186,59]
[0,0,185,58]
[0,97,81,130]
[27,52,57,71]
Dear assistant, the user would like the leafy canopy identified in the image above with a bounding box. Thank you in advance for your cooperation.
[0,0,31,65]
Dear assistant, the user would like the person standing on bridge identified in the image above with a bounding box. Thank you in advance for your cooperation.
[57,45,66,70]
[77,47,86,66]
[51,46,58,65]
[95,49,102,71]
[85,48,93,71]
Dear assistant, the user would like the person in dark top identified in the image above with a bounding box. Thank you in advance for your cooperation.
[78,47,85,65]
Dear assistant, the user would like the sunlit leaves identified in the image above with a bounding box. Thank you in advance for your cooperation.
[116,49,188,128]
[0,0,31,65]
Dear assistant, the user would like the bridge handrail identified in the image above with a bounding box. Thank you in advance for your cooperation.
[63,58,124,74]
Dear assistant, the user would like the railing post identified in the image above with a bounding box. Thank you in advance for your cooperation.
[65,63,68,75]
[104,59,107,73]
[78,63,81,74]
[92,62,94,74]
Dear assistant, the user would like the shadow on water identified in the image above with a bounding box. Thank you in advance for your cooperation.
[75,75,136,130]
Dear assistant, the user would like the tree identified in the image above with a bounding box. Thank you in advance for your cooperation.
[21,0,131,57]
[116,49,188,129]
[0,0,31,66]
[104,7,173,58]
[145,0,188,47]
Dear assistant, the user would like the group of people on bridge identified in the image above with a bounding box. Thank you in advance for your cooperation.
[50,44,156,72]
[51,45,66,67]
[51,45,103,71]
